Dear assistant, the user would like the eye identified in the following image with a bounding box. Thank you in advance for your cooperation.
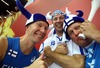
[68,30,74,35]
[59,16,64,20]
[37,23,42,27]
[45,27,48,30]
[53,18,57,21]
[75,26,80,30]
[36,22,48,30]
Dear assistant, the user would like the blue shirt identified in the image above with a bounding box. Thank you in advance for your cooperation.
[85,41,100,68]
[0,37,40,68]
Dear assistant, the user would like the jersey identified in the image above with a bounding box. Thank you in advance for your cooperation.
[84,41,100,68]
[39,32,82,68]
[0,37,40,68]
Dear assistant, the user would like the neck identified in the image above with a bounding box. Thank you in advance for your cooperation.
[85,40,94,48]
[82,39,93,48]
[56,30,63,36]
[20,35,36,55]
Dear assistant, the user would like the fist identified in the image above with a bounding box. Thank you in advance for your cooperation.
[44,46,52,57]
[54,43,69,55]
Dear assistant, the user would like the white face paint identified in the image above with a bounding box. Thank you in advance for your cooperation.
[78,33,86,39]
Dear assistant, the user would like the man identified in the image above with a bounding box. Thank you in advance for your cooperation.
[43,10,85,68]
[39,9,85,68]
[0,0,49,67]
[44,9,100,68]
[66,19,100,68]
[64,9,100,67]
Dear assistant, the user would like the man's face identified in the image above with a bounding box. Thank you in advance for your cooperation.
[67,22,91,47]
[26,21,49,43]
[52,14,65,32]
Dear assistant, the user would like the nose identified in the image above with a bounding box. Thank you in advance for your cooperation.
[56,18,62,22]
[73,30,79,36]
[40,27,47,34]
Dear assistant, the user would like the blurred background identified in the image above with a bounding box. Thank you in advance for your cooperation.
[0,0,100,49]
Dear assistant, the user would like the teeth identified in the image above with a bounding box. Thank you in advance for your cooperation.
[57,25,61,27]
[57,24,62,27]
[37,34,43,38]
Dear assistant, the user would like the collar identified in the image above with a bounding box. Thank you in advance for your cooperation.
[85,40,95,49]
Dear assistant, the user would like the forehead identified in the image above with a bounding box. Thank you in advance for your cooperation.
[67,22,81,30]
[53,14,64,18]
[31,21,49,27]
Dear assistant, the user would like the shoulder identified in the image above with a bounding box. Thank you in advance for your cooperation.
[0,37,8,61]
[0,37,8,45]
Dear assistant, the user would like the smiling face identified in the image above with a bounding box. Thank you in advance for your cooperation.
[67,22,92,47]
[52,14,65,32]
[26,21,49,43]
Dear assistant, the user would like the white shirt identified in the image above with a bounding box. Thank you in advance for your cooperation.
[39,32,81,68]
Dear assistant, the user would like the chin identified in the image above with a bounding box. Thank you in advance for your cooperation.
[36,38,43,42]
[78,42,87,47]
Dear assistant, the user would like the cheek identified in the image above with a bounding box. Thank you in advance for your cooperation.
[53,23,56,26]
[45,30,48,34]
[69,34,74,38]
[70,34,77,40]
[31,28,37,35]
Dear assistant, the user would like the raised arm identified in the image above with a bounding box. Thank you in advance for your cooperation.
[44,46,85,68]
[80,20,100,43]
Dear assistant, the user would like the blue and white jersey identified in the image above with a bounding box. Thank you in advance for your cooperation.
[39,32,81,68]
[0,37,40,68]
[84,41,100,68]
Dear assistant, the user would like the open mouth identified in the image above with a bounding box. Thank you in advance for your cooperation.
[36,33,44,40]
[56,23,63,27]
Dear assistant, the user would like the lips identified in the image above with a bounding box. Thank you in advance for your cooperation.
[56,23,63,27]
[36,33,45,40]
[77,37,86,44]
[37,34,43,38]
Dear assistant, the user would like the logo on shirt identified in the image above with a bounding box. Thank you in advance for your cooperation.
[31,56,36,62]
[51,40,55,46]
[2,64,17,68]
[8,49,18,58]
[88,59,95,68]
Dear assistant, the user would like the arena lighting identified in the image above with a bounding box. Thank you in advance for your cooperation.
[0,0,28,16]
[1,0,9,6]
[6,10,12,15]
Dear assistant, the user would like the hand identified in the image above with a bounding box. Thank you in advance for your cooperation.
[44,46,52,57]
[27,53,48,68]
[54,43,68,55]
[43,46,54,65]
[80,20,99,39]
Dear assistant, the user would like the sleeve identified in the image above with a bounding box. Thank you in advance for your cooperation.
[39,42,44,53]
[39,38,51,53]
